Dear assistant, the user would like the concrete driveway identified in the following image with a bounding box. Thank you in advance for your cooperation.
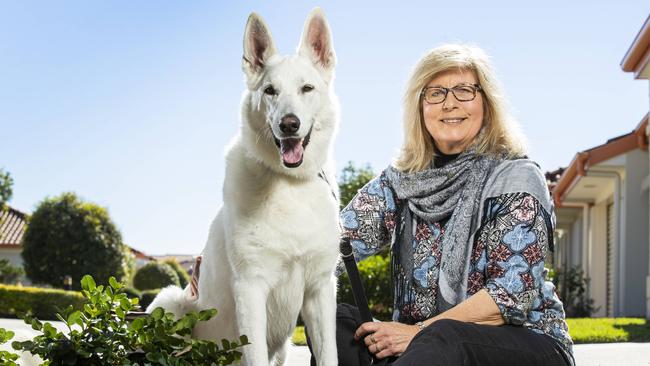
[2,318,650,365]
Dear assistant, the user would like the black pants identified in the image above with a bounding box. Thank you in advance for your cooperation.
[307,304,574,366]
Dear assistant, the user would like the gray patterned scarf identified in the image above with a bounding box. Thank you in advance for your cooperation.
[385,149,503,319]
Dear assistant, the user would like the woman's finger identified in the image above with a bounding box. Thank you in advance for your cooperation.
[374,341,392,359]
[354,321,380,340]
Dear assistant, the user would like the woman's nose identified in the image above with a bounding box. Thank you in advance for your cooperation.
[442,97,457,111]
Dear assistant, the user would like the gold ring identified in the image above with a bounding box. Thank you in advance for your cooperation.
[375,343,381,353]
[370,334,376,344]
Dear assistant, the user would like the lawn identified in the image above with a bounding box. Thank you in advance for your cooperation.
[292,318,650,346]
[292,326,307,346]
[567,317,650,343]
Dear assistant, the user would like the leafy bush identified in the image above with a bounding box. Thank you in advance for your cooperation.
[162,259,191,288]
[22,192,129,290]
[121,287,142,301]
[337,254,393,320]
[0,284,86,320]
[338,161,375,209]
[0,328,19,365]
[140,289,161,310]
[0,168,13,211]
[4,275,248,365]
[0,259,24,285]
[133,262,180,291]
[122,245,137,285]
[554,266,598,317]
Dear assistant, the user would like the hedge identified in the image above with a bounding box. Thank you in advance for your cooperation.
[0,284,86,320]
[140,288,161,310]
[133,262,179,291]
[337,254,393,320]
[162,259,191,289]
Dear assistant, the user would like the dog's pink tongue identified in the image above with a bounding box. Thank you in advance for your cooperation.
[280,139,304,165]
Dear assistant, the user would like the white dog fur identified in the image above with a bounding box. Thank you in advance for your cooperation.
[147,8,340,366]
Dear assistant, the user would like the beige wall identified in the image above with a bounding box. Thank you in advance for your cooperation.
[0,247,23,267]
[589,200,609,317]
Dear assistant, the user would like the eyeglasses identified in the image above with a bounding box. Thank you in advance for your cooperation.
[421,84,482,104]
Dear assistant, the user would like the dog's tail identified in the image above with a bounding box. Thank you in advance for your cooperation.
[146,285,197,319]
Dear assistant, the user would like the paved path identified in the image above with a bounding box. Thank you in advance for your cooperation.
[2,318,650,365]
[288,343,650,365]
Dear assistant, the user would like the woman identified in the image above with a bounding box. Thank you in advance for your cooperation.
[321,44,574,366]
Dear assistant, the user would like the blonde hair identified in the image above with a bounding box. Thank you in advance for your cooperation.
[394,44,527,172]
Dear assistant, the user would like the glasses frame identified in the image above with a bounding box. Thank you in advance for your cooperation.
[421,84,483,105]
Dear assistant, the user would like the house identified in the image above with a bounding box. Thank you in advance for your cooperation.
[0,206,28,268]
[152,254,196,274]
[551,15,650,318]
[552,116,648,317]
[621,14,650,319]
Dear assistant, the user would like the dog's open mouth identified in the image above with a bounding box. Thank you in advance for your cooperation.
[274,127,312,168]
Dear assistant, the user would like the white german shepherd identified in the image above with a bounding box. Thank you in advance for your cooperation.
[147,8,340,366]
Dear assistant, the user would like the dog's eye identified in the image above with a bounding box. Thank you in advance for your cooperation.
[301,84,314,93]
[264,85,277,95]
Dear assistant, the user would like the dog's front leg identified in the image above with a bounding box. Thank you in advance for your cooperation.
[302,276,337,366]
[233,280,270,366]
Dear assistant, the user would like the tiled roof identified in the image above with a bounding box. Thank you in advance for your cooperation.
[0,206,27,247]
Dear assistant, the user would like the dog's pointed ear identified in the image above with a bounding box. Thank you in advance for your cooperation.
[242,13,277,82]
[298,8,336,81]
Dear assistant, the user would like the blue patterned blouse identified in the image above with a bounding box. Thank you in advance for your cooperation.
[338,169,573,354]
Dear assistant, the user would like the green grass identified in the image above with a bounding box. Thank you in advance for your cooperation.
[292,318,650,346]
[567,318,650,343]
[292,326,307,346]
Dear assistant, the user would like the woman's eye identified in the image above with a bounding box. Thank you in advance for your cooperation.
[302,84,314,93]
[264,85,276,95]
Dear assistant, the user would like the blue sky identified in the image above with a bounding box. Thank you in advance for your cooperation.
[1,1,648,255]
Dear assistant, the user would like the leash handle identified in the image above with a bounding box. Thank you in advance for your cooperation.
[340,238,374,323]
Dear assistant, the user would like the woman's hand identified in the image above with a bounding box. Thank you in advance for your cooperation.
[353,321,420,359]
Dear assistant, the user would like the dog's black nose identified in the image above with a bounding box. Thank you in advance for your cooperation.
[279,114,300,134]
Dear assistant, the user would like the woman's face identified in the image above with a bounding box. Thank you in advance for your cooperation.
[422,68,484,154]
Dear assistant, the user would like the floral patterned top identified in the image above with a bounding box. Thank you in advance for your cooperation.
[338,169,573,354]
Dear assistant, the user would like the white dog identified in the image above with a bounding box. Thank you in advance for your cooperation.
[148,8,340,366]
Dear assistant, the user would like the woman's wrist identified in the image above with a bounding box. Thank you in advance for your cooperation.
[415,321,426,332]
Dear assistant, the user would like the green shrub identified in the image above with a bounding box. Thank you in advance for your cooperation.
[337,254,393,320]
[6,275,248,365]
[140,288,161,310]
[121,287,142,301]
[554,266,598,317]
[22,192,129,290]
[122,245,137,284]
[338,161,374,209]
[0,328,19,365]
[0,284,86,320]
[133,262,179,291]
[0,259,24,285]
[162,259,191,288]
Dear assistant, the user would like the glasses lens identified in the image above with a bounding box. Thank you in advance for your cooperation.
[424,88,446,104]
[452,86,476,101]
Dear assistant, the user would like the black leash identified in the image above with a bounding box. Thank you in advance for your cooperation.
[340,238,379,364]
[340,238,374,324]
[319,169,377,362]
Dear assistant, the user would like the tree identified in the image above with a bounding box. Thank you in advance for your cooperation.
[21,192,128,290]
[338,161,375,209]
[0,259,24,284]
[0,169,12,210]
